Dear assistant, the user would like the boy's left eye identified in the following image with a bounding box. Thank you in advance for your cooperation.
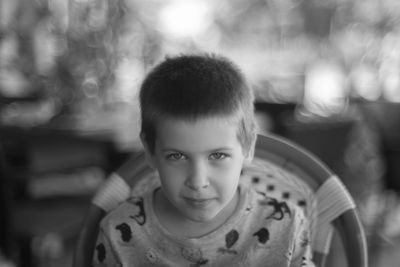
[166,153,186,161]
[209,152,228,160]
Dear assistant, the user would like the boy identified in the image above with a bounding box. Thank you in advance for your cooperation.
[92,54,314,266]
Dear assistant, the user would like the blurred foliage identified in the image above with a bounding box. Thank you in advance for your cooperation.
[1,0,400,128]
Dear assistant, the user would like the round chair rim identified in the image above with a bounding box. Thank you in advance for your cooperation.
[254,134,368,267]
[73,133,368,267]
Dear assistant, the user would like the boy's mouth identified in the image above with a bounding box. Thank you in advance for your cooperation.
[183,197,214,208]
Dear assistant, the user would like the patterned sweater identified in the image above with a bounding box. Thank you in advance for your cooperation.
[92,178,315,267]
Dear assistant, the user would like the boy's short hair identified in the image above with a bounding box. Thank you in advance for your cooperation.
[139,53,257,154]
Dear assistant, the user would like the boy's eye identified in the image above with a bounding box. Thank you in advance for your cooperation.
[209,152,228,160]
[166,153,186,161]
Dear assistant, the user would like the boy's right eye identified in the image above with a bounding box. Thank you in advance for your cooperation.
[166,153,186,161]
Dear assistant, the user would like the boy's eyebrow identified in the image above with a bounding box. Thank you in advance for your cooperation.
[160,147,235,153]
[209,147,235,152]
[160,148,184,152]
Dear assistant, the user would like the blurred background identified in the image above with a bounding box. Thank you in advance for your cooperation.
[1,0,400,266]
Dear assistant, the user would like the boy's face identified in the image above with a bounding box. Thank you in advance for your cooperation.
[145,116,250,224]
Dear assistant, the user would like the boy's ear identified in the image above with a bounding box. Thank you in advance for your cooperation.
[244,135,256,165]
[140,133,156,169]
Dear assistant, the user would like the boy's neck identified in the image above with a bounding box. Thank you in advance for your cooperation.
[153,188,240,239]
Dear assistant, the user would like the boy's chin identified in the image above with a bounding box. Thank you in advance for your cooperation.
[185,212,220,223]
[181,206,219,221]
[181,205,230,225]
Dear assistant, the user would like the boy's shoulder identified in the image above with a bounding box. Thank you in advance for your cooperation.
[99,196,147,233]
[245,184,309,227]
[99,174,159,230]
[241,158,315,221]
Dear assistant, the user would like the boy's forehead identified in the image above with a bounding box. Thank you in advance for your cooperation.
[154,117,242,150]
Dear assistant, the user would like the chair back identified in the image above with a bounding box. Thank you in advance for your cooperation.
[73,133,368,267]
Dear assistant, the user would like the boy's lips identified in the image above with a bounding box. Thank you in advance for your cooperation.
[183,197,215,208]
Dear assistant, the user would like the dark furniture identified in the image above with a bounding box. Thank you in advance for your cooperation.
[0,124,125,267]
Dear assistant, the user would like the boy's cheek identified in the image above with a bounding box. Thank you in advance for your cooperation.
[157,164,186,178]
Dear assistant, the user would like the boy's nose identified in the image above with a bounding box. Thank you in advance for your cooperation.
[185,161,210,190]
